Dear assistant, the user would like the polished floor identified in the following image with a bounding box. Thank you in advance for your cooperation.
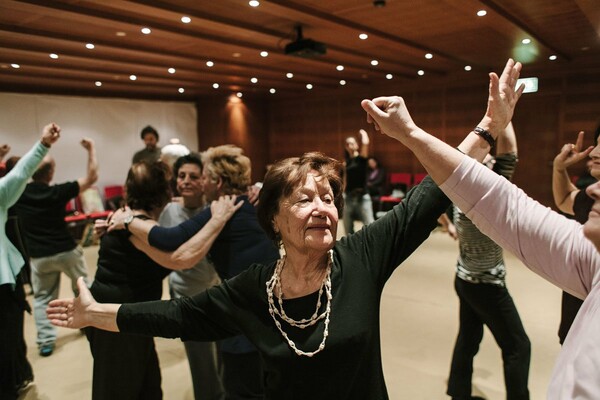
[19,228,561,399]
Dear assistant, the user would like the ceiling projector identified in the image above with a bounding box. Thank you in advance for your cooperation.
[284,26,326,58]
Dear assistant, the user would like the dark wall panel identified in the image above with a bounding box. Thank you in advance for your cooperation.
[197,69,600,209]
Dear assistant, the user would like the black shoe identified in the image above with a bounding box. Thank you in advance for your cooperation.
[16,378,33,393]
[39,343,55,357]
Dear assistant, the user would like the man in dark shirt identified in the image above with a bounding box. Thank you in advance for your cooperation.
[343,129,375,235]
[132,125,161,164]
[14,138,98,356]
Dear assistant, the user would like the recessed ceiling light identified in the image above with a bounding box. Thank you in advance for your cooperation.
[425,53,433,59]
[269,88,276,94]
[371,60,379,66]
[336,65,344,71]
[141,27,151,35]
[339,80,346,86]
[206,61,214,67]
[168,68,176,74]
[249,0,260,6]
[11,63,20,69]
[95,81,102,87]
[213,83,219,89]
[178,88,185,93]
[477,10,487,17]
[130,75,137,80]
[237,92,243,98]
[464,65,472,71]
[49,53,59,59]
[251,77,258,83]
[359,33,368,40]
[417,70,425,76]
[181,16,191,24]
[232,52,241,58]
[86,43,95,50]
[522,38,531,44]
[549,55,557,61]
[116,31,126,37]
[386,74,393,80]
[306,84,313,90]
[260,51,269,57]
[286,72,293,78]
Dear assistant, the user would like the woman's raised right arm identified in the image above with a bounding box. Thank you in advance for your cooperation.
[0,123,60,205]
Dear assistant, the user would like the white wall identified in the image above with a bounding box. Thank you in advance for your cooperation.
[0,92,197,192]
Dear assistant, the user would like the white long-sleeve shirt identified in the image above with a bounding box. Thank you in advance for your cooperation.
[441,156,600,399]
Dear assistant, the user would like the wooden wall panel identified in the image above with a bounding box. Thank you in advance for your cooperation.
[197,68,600,209]
[196,95,269,183]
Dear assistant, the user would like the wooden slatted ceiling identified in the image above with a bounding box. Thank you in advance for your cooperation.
[0,0,598,100]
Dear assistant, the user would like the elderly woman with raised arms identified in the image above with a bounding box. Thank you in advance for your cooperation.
[48,59,523,399]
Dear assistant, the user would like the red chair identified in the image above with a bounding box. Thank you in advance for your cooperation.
[104,185,124,210]
[412,173,427,186]
[377,173,412,216]
[389,173,412,192]
[104,185,123,199]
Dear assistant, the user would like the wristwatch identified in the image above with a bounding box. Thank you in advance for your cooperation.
[123,214,135,232]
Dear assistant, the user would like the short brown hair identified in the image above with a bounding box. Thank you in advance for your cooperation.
[125,161,172,212]
[257,152,344,242]
[201,145,251,195]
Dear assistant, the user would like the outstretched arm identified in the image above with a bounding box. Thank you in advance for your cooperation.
[77,138,99,192]
[47,277,121,332]
[552,131,593,214]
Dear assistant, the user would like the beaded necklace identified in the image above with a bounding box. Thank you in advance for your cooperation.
[266,250,333,357]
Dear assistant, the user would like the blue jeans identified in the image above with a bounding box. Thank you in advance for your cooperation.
[342,193,375,235]
[447,277,530,400]
[31,246,89,347]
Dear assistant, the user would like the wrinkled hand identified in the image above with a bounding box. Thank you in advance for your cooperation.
[47,277,94,329]
[480,59,525,133]
[80,137,94,151]
[0,144,10,158]
[360,96,420,142]
[447,223,458,240]
[210,195,243,223]
[41,123,61,147]
[554,131,594,171]
[247,184,261,206]
[106,207,133,232]
[94,218,110,238]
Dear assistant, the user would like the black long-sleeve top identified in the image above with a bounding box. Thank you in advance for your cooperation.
[119,177,450,399]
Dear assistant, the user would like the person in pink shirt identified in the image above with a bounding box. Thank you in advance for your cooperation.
[361,59,600,399]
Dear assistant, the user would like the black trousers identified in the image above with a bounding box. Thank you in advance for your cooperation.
[221,351,264,400]
[86,327,162,400]
[0,273,33,400]
[447,277,530,400]
[558,291,584,345]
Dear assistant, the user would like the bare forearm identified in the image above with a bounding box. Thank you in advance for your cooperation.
[552,166,577,214]
[131,215,228,270]
[87,303,121,332]
[403,128,465,185]
[78,147,99,191]
[128,218,155,242]
[496,122,517,155]
[170,217,229,268]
